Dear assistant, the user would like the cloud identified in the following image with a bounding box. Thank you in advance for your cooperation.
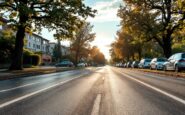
[87,0,123,23]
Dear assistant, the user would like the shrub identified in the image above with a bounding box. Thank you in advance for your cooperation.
[31,54,41,66]
[23,49,41,66]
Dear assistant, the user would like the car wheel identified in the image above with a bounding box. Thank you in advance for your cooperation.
[155,65,158,70]
[175,65,180,72]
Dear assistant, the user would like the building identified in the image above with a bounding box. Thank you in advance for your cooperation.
[25,33,49,53]
[25,33,52,65]
[1,18,70,64]
[49,42,70,57]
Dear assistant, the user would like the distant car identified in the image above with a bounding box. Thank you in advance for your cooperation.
[116,63,124,67]
[163,53,185,72]
[150,58,167,70]
[126,61,132,68]
[138,58,152,69]
[122,63,127,68]
[131,61,139,68]
[77,63,86,67]
[55,60,74,67]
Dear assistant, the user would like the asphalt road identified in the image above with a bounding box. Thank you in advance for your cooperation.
[0,66,185,115]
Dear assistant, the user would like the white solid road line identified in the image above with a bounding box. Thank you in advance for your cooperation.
[119,71,185,105]
[0,82,41,93]
[0,76,83,109]
[91,94,102,115]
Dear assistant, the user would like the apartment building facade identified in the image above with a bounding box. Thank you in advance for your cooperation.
[25,33,52,64]
[49,42,70,57]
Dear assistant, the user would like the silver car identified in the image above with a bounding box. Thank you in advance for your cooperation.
[138,58,152,68]
[150,58,167,70]
[163,53,185,72]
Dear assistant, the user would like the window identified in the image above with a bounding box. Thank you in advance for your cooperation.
[33,44,35,48]
[157,58,167,62]
[29,42,31,47]
[0,25,2,30]
[36,45,40,49]
[169,55,174,60]
[182,53,185,58]
[174,54,181,60]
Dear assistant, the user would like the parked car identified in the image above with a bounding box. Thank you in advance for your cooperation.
[77,62,86,67]
[150,58,167,70]
[123,63,127,68]
[55,60,74,67]
[138,58,152,69]
[163,53,185,72]
[131,61,139,68]
[126,61,132,68]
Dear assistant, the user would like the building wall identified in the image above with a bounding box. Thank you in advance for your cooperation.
[25,33,49,54]
[49,43,70,56]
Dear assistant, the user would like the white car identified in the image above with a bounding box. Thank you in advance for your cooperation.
[150,58,167,70]
[77,63,86,67]
[163,53,185,72]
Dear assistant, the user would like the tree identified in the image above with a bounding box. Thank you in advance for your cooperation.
[70,22,95,66]
[109,28,163,63]
[93,52,106,65]
[0,0,96,70]
[90,46,106,65]
[118,0,185,58]
[0,30,15,63]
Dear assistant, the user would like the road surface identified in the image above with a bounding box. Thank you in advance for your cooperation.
[0,66,185,115]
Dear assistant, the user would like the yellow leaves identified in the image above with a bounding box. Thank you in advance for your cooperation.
[178,0,182,9]
[0,21,3,26]
[39,0,45,2]
[25,27,33,35]
[28,13,33,18]
[1,29,14,38]
[9,12,17,19]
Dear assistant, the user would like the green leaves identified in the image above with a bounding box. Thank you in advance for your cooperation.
[0,0,96,40]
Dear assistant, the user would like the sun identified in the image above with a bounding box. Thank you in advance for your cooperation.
[96,45,111,60]
[91,39,110,59]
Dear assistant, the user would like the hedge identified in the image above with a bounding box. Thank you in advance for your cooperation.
[23,54,41,66]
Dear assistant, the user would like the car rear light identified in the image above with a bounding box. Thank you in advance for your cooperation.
[179,59,185,62]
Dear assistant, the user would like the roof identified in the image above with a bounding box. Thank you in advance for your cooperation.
[32,33,49,42]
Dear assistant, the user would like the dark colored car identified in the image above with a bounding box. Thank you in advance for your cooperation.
[131,61,139,68]
[55,60,74,67]
[126,61,132,68]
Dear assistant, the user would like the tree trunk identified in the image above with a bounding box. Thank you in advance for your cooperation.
[9,26,26,70]
[138,48,142,60]
[75,51,79,67]
[162,36,172,58]
[9,3,28,70]
[57,39,62,62]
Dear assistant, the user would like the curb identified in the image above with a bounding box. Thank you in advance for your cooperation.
[0,67,80,81]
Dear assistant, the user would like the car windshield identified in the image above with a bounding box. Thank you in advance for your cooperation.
[182,54,185,58]
[157,58,167,62]
[145,59,151,62]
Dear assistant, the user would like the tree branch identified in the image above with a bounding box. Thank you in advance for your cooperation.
[0,3,17,10]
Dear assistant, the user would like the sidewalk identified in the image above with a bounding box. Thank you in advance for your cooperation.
[0,67,78,80]
[134,69,185,79]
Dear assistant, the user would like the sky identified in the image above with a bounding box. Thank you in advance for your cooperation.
[41,0,123,60]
